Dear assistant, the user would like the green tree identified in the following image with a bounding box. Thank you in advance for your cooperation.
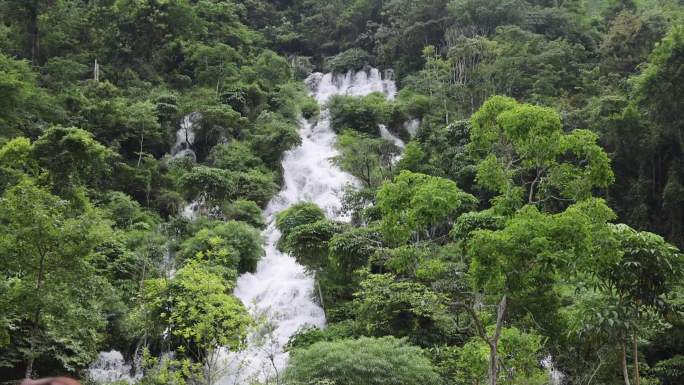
[376,171,477,245]
[588,224,683,385]
[179,166,277,208]
[281,220,341,271]
[470,96,613,209]
[333,130,401,188]
[221,199,266,229]
[276,202,327,241]
[449,0,526,35]
[127,100,163,167]
[137,261,251,385]
[285,336,442,385]
[0,137,40,192]
[0,53,50,136]
[465,199,617,385]
[0,180,111,376]
[208,141,267,173]
[249,112,301,168]
[328,227,382,282]
[354,273,453,345]
[178,220,264,275]
[450,327,550,385]
[328,93,391,135]
[600,11,667,75]
[32,126,112,193]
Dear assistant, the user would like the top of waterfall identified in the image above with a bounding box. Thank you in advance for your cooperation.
[306,68,397,104]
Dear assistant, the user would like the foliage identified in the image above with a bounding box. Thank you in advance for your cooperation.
[220,199,265,229]
[179,166,277,207]
[208,141,267,173]
[468,199,617,318]
[178,220,264,275]
[323,48,374,73]
[329,227,382,281]
[328,93,392,135]
[276,202,327,240]
[138,261,251,365]
[450,327,549,385]
[353,273,453,345]
[470,96,614,207]
[649,355,684,385]
[0,180,111,373]
[32,126,113,192]
[333,130,402,188]
[281,220,342,271]
[1,0,683,382]
[376,171,477,245]
[285,336,442,385]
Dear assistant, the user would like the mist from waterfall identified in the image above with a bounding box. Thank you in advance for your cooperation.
[220,68,399,385]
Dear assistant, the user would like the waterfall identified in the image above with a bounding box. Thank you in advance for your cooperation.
[220,68,399,384]
[380,124,405,148]
[403,118,420,137]
[171,112,201,161]
[541,355,565,385]
[87,350,139,384]
[171,112,202,219]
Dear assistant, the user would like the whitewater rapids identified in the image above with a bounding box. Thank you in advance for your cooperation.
[221,68,398,384]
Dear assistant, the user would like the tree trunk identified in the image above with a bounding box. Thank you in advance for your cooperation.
[315,270,325,313]
[622,342,631,385]
[25,250,47,378]
[633,334,640,385]
[488,341,498,385]
[488,295,507,385]
[137,126,144,167]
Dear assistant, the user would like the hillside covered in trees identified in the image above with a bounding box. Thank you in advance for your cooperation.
[0,1,683,385]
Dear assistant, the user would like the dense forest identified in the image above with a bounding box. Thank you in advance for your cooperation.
[0,1,683,385]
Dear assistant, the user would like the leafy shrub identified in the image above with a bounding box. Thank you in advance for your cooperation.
[229,169,278,207]
[276,202,326,240]
[328,227,381,280]
[221,199,265,229]
[281,220,342,270]
[177,220,263,275]
[300,96,320,120]
[208,141,267,172]
[285,322,356,352]
[179,166,277,207]
[284,336,441,385]
[649,355,684,385]
[376,171,478,245]
[323,48,374,73]
[353,274,453,344]
[249,112,301,168]
[328,93,391,135]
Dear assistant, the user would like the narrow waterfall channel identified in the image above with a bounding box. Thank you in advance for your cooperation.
[221,68,399,384]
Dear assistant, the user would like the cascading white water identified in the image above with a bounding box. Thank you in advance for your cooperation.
[380,124,405,148]
[541,355,565,385]
[171,112,202,219]
[221,68,399,385]
[171,112,200,161]
[88,350,139,384]
[404,118,420,137]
